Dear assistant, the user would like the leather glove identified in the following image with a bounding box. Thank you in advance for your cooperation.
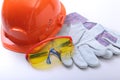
[57,12,120,68]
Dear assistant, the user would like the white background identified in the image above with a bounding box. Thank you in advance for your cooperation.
[0,0,120,80]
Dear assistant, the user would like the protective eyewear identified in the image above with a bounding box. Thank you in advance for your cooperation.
[26,36,74,70]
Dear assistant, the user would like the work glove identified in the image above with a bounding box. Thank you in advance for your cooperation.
[57,12,120,68]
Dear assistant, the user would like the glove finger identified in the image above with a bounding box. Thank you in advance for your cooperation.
[102,50,113,59]
[72,47,88,68]
[94,49,113,59]
[108,45,120,55]
[86,40,111,57]
[78,45,100,67]
[61,52,73,67]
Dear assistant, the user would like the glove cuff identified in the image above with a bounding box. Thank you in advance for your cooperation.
[64,12,88,25]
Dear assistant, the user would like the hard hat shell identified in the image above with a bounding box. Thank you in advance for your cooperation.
[1,0,66,53]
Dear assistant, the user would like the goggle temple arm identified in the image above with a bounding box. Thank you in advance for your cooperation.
[46,48,61,64]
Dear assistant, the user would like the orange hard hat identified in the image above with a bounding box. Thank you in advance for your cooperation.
[1,0,66,53]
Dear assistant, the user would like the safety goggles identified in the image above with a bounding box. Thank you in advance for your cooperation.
[26,36,74,70]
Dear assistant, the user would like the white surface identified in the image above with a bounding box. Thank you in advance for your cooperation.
[0,0,120,80]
